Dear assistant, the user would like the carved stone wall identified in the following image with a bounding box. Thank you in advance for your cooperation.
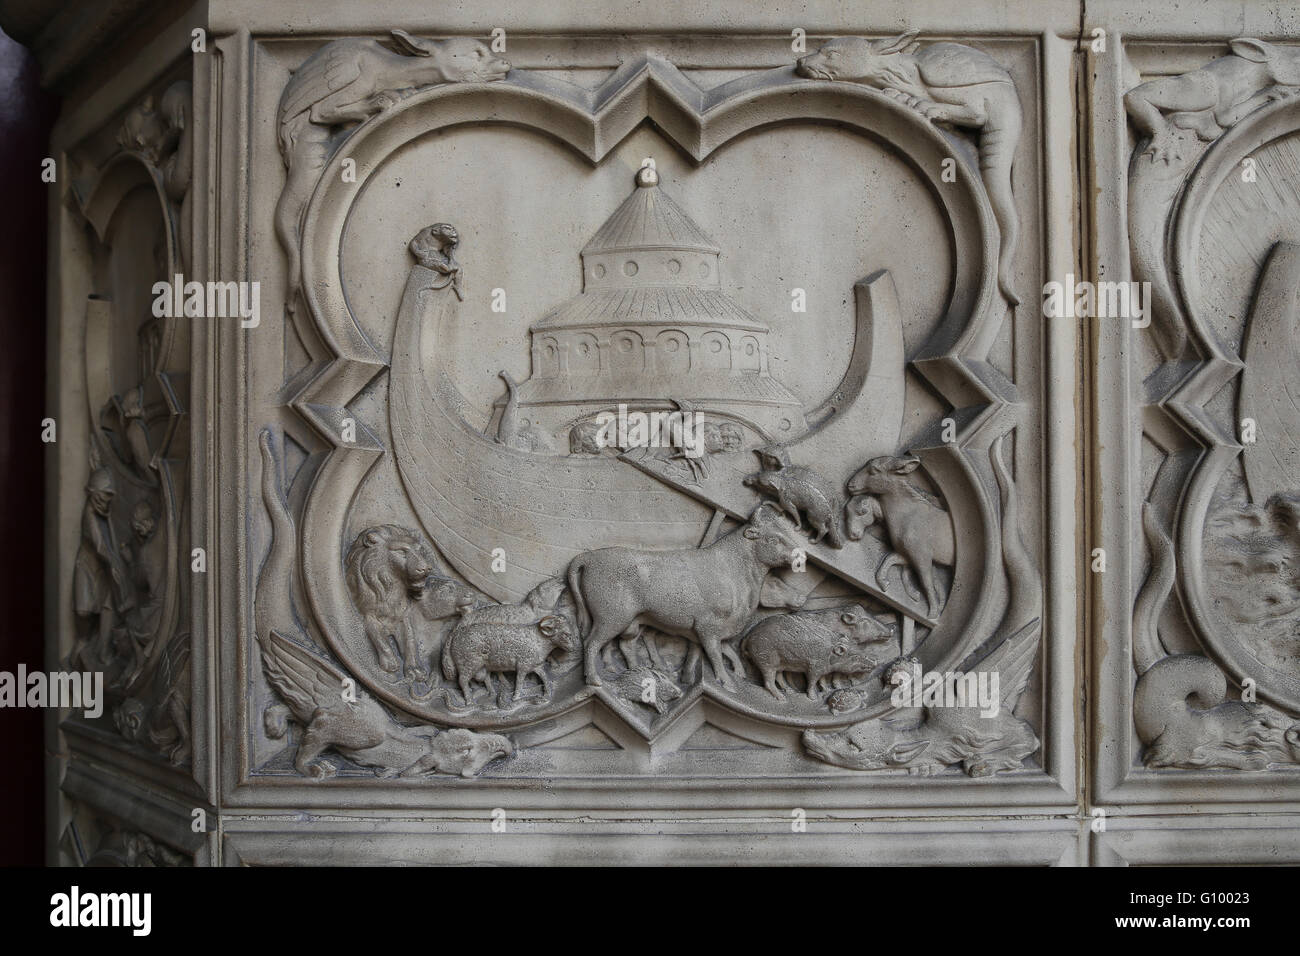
[15,0,1300,865]
[1089,3,1300,832]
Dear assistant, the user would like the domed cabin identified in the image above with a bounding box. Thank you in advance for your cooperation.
[493,165,808,451]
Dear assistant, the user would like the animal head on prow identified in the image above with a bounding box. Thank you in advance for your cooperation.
[344,525,437,620]
[743,502,803,566]
[409,223,459,265]
[846,455,921,496]
[389,31,512,84]
[796,32,922,85]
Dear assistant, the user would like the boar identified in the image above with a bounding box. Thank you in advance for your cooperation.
[741,604,892,701]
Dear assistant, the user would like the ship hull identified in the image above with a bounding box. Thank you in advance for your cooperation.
[390,266,905,605]
[390,267,711,603]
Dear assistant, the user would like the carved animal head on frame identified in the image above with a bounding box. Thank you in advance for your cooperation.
[411,727,514,778]
[387,31,512,85]
[1221,38,1300,90]
[796,32,922,87]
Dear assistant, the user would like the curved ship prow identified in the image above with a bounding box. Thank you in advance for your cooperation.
[391,169,905,604]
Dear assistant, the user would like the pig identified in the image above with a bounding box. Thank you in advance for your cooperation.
[441,610,576,706]
[743,447,845,548]
[741,603,893,701]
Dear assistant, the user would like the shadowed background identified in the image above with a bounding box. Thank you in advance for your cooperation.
[0,24,56,866]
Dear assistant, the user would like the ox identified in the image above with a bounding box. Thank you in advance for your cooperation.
[567,504,802,689]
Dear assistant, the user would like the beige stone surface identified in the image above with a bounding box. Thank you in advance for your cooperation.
[11,0,1300,864]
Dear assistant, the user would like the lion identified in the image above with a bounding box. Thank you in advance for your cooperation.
[344,525,479,677]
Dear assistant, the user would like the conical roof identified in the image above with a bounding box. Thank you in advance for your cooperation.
[582,165,720,255]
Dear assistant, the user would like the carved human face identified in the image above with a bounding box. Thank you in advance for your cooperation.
[90,489,114,516]
[570,421,602,455]
[708,422,742,453]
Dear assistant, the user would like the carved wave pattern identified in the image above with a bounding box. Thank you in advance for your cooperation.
[1205,488,1300,673]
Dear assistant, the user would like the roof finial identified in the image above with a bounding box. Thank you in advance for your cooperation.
[637,157,658,187]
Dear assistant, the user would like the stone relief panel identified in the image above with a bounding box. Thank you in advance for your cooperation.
[234,27,1066,807]
[22,0,1300,868]
[59,75,195,772]
[1092,27,1300,802]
